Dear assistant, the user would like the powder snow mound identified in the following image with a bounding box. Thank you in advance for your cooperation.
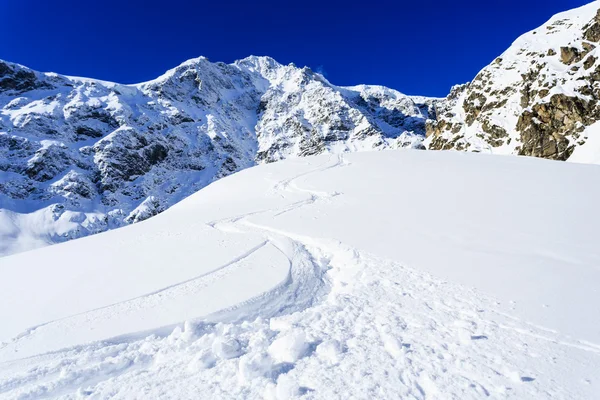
[426,1,600,162]
[0,54,436,256]
[0,150,599,399]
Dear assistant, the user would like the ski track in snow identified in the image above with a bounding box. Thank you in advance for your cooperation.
[0,154,599,399]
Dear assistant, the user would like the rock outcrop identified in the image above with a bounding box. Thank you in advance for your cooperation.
[425,1,600,163]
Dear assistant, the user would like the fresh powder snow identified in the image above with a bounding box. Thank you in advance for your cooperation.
[0,150,599,399]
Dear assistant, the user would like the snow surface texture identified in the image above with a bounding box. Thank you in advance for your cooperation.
[0,55,435,256]
[1,151,599,399]
[426,1,600,162]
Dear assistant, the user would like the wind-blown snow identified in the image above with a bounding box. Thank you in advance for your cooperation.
[0,150,598,399]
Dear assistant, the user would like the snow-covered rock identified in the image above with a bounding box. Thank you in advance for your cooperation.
[0,56,435,256]
[426,1,600,163]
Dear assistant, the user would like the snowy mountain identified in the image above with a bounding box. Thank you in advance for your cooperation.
[425,1,600,163]
[6,1,600,257]
[1,150,599,399]
[0,56,435,256]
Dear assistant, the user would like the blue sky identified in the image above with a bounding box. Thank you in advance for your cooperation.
[0,0,591,97]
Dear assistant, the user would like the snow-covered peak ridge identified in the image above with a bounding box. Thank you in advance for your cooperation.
[342,84,439,121]
[253,67,434,162]
[234,55,283,77]
[136,55,309,91]
[0,58,135,95]
[512,1,600,49]
[343,84,422,100]
[0,54,436,256]
[426,1,600,163]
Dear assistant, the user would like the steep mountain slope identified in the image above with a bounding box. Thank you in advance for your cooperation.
[425,1,600,163]
[0,56,435,256]
[1,151,599,399]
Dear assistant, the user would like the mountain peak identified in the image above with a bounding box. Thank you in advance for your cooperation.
[0,53,434,256]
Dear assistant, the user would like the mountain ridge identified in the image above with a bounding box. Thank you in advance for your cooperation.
[0,55,434,256]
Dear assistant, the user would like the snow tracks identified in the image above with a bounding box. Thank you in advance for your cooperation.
[1,154,599,399]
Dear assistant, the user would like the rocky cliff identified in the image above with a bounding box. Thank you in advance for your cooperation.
[425,1,600,163]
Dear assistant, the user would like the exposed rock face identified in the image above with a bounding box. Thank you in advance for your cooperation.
[0,61,52,93]
[560,46,583,65]
[517,94,599,159]
[425,2,600,162]
[583,8,600,41]
[0,56,436,254]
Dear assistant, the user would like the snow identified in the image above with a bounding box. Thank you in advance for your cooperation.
[268,331,310,364]
[570,120,600,164]
[0,150,599,399]
[0,54,433,257]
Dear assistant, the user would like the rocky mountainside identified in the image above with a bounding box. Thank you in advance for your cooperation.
[0,56,435,255]
[425,1,600,163]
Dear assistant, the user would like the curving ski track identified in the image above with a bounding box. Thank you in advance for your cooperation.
[0,154,599,399]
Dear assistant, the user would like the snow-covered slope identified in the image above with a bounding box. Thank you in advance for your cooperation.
[426,1,600,163]
[1,151,599,399]
[0,56,435,256]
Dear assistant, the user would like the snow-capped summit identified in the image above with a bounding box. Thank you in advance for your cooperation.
[235,55,283,80]
[426,1,600,163]
[0,55,434,256]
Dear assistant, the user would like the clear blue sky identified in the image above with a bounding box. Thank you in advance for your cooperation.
[0,0,591,97]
